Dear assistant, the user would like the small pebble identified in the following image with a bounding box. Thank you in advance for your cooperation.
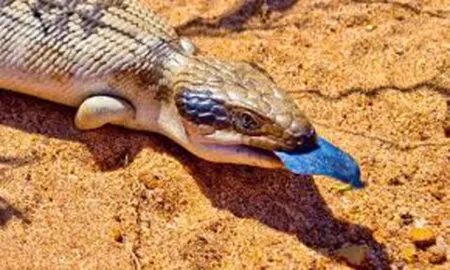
[139,172,162,189]
[110,227,124,243]
[401,246,416,263]
[409,227,436,249]
[427,245,447,264]
[394,46,404,55]
[365,25,376,31]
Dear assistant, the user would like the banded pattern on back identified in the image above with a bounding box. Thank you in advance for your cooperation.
[0,0,180,79]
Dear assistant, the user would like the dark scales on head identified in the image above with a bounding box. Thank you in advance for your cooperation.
[175,89,230,128]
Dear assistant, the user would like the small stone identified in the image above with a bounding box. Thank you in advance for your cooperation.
[409,227,436,249]
[138,172,161,189]
[335,244,370,267]
[428,245,447,264]
[365,25,376,31]
[110,227,124,243]
[394,45,404,55]
[402,246,417,263]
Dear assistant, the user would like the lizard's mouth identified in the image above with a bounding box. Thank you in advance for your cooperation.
[188,140,284,169]
[180,121,284,168]
[188,134,363,188]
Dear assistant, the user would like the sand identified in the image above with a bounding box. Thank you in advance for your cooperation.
[0,0,449,269]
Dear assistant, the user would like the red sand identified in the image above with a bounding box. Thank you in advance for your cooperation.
[1,1,449,269]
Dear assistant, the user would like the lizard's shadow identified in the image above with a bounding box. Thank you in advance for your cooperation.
[0,91,388,267]
[177,0,298,35]
[185,160,389,268]
[0,90,162,170]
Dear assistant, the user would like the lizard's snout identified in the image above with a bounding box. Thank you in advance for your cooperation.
[295,129,317,149]
[281,115,317,151]
[283,128,317,151]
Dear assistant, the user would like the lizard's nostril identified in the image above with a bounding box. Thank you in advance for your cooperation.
[295,129,317,149]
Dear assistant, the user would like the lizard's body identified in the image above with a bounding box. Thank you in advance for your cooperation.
[0,0,184,128]
[0,0,315,169]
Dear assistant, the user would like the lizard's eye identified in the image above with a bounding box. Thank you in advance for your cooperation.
[241,112,259,129]
[234,111,262,133]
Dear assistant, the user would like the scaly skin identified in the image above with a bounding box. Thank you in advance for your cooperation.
[0,0,315,168]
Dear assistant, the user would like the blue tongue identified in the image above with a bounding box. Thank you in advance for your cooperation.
[274,137,363,188]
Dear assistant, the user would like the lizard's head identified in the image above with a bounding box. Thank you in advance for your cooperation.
[163,57,316,168]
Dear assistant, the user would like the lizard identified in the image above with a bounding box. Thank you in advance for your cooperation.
[0,0,318,170]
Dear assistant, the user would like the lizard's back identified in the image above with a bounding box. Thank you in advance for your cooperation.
[0,0,180,106]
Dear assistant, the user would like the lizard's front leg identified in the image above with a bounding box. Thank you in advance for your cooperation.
[75,96,135,130]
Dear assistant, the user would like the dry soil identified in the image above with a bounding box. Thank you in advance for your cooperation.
[0,0,449,269]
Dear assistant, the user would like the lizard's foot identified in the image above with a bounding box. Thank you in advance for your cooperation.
[75,96,135,130]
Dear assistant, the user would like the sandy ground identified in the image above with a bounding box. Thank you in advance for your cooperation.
[1,0,449,269]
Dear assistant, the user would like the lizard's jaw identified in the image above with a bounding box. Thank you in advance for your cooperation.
[187,141,284,169]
